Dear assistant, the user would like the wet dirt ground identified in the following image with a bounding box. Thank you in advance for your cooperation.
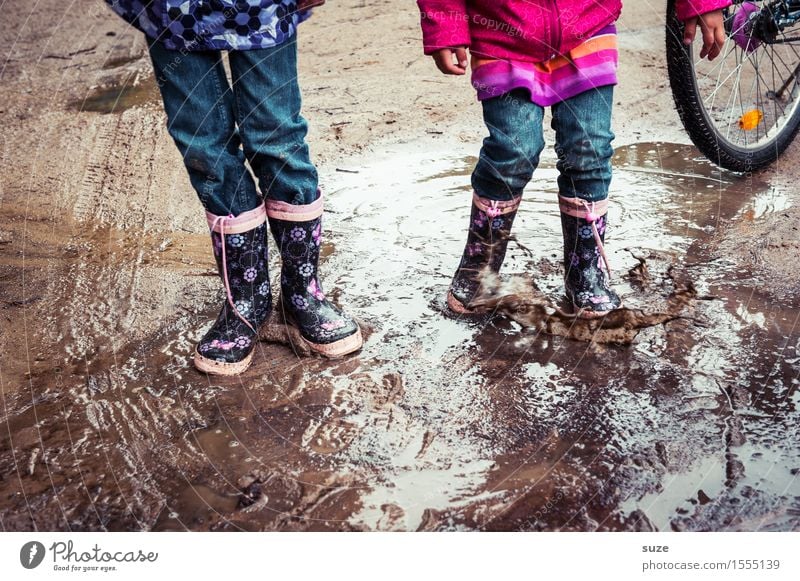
[2,139,799,531]
[1,1,799,531]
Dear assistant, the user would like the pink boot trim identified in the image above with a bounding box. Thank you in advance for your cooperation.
[205,203,267,234]
[266,190,324,221]
[558,195,609,220]
[472,191,522,217]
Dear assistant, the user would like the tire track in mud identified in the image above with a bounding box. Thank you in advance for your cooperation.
[53,112,166,362]
[73,116,121,224]
[0,110,223,528]
[0,306,236,530]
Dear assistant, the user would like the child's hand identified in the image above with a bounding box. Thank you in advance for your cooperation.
[683,9,726,61]
[432,47,469,75]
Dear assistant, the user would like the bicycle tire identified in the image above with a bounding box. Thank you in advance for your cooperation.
[666,0,800,172]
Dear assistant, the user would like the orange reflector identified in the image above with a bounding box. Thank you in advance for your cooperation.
[738,109,763,131]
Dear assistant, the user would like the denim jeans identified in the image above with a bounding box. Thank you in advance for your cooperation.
[147,35,319,216]
[472,85,615,203]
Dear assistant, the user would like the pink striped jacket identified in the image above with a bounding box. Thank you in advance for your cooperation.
[417,1,732,63]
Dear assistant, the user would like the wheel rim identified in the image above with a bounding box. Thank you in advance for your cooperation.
[687,0,800,151]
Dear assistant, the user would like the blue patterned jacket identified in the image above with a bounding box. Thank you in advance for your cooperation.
[104,1,320,51]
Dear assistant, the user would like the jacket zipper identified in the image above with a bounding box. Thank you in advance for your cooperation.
[549,0,563,57]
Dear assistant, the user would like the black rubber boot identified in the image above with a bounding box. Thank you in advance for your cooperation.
[559,195,622,318]
[447,192,521,313]
[193,204,272,375]
[266,194,362,357]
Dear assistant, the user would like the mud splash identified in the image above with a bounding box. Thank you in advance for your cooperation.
[462,265,701,345]
[1,141,798,531]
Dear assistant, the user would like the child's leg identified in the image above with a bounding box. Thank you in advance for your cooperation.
[472,89,546,201]
[550,85,622,317]
[147,38,261,217]
[449,89,545,313]
[148,39,271,375]
[226,38,362,358]
[551,85,614,203]
[227,37,319,205]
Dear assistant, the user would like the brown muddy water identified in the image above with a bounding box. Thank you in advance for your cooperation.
[1,141,798,531]
[69,72,160,114]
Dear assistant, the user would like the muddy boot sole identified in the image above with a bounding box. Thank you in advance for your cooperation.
[446,290,488,315]
[276,300,364,358]
[193,349,256,376]
[300,325,363,358]
[573,299,625,320]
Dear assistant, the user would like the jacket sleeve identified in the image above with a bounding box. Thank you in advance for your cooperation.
[417,0,471,55]
[674,0,732,21]
[298,0,325,9]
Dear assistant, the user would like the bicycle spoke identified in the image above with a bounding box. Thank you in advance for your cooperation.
[674,0,800,164]
[693,1,800,148]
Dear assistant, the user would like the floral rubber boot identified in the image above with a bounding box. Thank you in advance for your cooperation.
[447,192,522,313]
[559,195,622,319]
[266,193,362,357]
[193,203,272,375]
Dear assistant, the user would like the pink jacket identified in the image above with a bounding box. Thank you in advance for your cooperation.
[418,1,732,63]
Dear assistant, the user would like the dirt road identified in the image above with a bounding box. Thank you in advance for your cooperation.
[1,1,798,531]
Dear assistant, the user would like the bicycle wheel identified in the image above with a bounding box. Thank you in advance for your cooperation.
[666,0,800,172]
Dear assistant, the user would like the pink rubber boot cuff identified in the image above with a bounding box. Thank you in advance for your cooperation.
[266,191,324,221]
[473,192,522,217]
[205,202,267,234]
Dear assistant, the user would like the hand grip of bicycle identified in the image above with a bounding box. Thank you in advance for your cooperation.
[683,9,726,60]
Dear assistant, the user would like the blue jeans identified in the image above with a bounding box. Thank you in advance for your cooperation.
[472,86,615,203]
[147,35,318,216]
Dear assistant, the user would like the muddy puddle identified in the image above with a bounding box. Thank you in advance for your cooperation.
[1,141,798,531]
[69,71,160,114]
